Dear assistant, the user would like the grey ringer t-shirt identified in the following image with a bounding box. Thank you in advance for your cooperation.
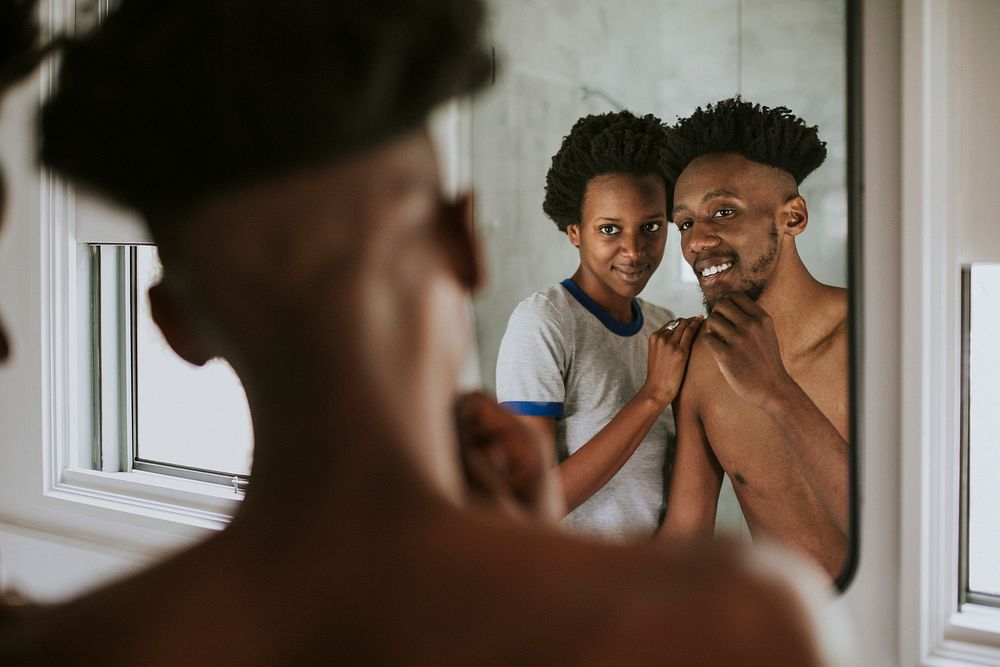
[496,279,676,541]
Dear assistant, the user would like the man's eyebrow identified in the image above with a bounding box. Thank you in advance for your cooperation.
[672,190,742,215]
[702,189,741,201]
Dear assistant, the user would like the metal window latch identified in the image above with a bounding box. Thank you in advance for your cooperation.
[231,477,249,495]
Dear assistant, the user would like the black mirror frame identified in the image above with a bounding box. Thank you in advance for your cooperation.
[836,0,863,594]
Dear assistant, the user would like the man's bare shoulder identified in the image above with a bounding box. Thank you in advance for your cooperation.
[814,285,849,349]
[410,514,822,665]
[676,328,723,407]
[498,528,821,664]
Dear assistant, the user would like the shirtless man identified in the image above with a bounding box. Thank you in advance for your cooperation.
[658,99,849,580]
[0,4,829,663]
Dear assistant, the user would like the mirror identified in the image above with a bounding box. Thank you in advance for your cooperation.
[467,0,854,585]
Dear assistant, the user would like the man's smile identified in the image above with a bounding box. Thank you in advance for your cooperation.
[699,261,732,278]
[694,255,738,288]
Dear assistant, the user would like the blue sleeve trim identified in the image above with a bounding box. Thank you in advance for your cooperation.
[499,401,565,418]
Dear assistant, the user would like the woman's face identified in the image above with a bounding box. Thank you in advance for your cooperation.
[566,172,668,310]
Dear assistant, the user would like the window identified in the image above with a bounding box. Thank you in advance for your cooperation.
[87,244,253,490]
[35,186,249,532]
[962,263,1000,607]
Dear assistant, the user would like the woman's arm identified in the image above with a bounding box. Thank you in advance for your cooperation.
[527,317,702,514]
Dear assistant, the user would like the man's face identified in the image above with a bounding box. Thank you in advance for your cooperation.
[167,130,479,398]
[671,153,796,311]
[567,172,668,306]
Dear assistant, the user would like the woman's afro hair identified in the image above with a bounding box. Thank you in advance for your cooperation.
[543,110,670,231]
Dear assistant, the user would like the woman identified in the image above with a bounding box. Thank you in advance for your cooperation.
[496,110,701,541]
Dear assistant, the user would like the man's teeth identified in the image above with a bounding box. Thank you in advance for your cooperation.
[700,262,733,277]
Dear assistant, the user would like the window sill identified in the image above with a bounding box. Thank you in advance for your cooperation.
[48,468,241,533]
[925,605,1000,665]
[948,603,1000,643]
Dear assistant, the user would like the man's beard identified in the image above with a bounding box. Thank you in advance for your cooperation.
[701,222,779,313]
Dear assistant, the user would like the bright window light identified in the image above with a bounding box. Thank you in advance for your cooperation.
[133,247,254,477]
[966,263,1000,599]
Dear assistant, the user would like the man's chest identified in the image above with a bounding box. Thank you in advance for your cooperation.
[694,345,849,479]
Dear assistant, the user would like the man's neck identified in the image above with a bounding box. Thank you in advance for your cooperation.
[756,256,840,355]
[234,364,466,521]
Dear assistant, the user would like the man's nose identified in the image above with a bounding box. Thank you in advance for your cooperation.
[684,221,721,255]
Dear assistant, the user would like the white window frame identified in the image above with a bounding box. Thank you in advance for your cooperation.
[900,0,1000,663]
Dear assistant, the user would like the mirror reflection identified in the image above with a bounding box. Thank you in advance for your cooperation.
[469,0,849,580]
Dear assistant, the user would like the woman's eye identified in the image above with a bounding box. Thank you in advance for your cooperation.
[642,222,662,233]
[598,225,618,235]
[713,208,735,218]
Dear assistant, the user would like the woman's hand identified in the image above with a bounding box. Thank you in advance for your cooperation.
[640,316,703,407]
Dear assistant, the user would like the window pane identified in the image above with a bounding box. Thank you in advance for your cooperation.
[134,247,253,476]
[968,263,1000,597]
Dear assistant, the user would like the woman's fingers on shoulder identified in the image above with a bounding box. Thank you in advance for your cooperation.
[665,316,702,338]
[677,317,703,348]
[651,315,703,347]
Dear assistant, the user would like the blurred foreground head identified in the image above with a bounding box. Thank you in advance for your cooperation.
[1,0,55,363]
[40,0,492,226]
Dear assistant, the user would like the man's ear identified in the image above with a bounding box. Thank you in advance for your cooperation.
[780,195,809,237]
[148,282,214,367]
[566,224,581,248]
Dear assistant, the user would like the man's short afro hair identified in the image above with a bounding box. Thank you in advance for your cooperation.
[0,0,48,93]
[40,0,492,222]
[543,110,670,232]
[661,97,827,186]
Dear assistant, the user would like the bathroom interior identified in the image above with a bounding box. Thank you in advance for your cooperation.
[0,0,998,663]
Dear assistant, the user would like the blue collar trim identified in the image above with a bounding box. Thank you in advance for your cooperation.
[560,278,644,337]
